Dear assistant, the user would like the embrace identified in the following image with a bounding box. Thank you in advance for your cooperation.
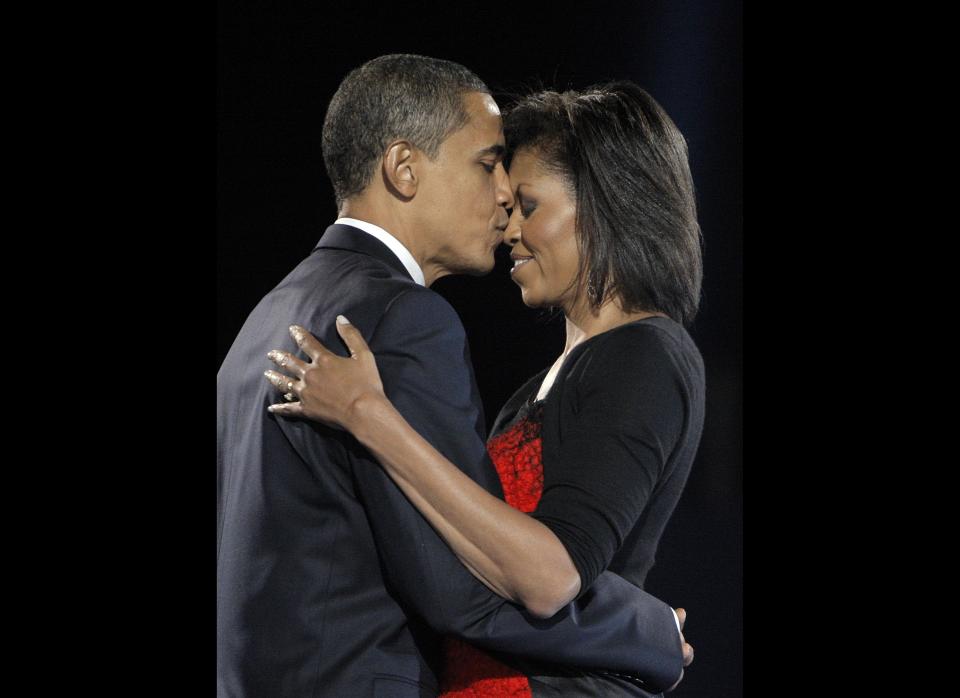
[218,53,704,698]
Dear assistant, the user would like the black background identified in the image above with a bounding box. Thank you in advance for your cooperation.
[217,1,742,695]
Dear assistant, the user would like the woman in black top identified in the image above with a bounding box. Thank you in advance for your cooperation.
[265,81,704,696]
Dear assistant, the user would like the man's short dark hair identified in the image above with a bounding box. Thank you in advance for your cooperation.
[322,54,490,208]
[503,81,703,326]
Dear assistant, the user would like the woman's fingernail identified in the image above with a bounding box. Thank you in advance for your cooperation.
[267,350,276,360]
[267,405,277,412]
[336,315,350,325]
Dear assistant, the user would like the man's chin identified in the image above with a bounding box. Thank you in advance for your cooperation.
[461,255,496,277]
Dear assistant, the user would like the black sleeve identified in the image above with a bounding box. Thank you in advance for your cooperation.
[532,327,688,592]
[350,290,684,690]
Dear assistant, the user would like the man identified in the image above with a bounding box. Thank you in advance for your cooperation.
[218,54,687,697]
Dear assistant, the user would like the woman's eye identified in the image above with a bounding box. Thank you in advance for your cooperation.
[481,162,496,173]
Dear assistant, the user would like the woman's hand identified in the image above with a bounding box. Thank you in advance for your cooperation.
[263,316,385,431]
[667,607,694,692]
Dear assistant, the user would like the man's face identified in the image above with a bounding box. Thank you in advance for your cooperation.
[416,91,513,279]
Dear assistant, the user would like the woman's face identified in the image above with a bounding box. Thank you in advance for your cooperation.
[503,149,581,311]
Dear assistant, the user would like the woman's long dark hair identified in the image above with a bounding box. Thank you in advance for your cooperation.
[503,82,703,326]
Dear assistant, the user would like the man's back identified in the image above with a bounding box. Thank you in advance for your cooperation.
[218,228,451,696]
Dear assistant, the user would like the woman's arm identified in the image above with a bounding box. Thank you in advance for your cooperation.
[265,319,580,618]
[351,393,581,617]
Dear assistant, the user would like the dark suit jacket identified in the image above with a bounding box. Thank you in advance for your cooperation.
[217,224,684,697]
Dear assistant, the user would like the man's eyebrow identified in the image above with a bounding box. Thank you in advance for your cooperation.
[476,144,506,158]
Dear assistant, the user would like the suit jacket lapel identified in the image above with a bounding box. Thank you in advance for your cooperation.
[313,224,414,282]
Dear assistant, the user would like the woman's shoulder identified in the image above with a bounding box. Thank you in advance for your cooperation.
[566,317,704,390]
[591,316,695,354]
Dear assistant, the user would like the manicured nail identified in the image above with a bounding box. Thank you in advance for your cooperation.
[336,315,350,325]
[267,350,277,360]
[267,405,277,412]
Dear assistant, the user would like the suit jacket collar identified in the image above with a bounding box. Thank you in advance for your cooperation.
[313,224,414,282]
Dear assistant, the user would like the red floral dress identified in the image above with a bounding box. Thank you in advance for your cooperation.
[439,400,545,698]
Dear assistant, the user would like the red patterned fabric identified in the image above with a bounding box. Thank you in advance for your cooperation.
[439,404,544,698]
[485,406,544,515]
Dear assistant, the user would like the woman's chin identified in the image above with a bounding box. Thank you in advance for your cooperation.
[518,288,544,309]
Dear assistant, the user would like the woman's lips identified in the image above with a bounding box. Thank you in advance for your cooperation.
[510,256,534,274]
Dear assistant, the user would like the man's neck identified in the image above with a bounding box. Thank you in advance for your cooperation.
[339,201,435,284]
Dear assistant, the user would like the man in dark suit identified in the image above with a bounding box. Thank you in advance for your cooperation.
[217,54,686,697]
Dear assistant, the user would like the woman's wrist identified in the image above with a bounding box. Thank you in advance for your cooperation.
[347,391,394,443]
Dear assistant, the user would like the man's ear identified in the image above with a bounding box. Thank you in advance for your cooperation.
[381,140,419,200]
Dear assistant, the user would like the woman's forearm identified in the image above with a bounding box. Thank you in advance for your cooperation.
[350,394,581,618]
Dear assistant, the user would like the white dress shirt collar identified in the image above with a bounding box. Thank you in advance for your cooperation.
[334,217,425,287]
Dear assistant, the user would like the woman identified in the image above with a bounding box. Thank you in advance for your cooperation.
[265,81,704,696]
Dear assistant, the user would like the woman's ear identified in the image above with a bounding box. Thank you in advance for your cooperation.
[381,140,419,200]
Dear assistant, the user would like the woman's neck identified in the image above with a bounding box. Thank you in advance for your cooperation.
[534,301,665,402]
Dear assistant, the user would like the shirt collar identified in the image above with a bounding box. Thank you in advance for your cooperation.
[334,217,425,286]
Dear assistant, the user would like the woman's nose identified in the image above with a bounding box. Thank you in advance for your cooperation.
[495,163,514,209]
[502,210,520,247]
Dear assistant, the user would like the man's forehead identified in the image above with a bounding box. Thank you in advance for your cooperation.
[462,91,502,125]
[440,91,504,154]
[474,92,501,118]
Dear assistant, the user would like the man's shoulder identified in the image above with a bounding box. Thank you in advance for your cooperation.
[369,285,466,347]
[274,247,421,317]
[383,284,460,322]
[299,246,414,292]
